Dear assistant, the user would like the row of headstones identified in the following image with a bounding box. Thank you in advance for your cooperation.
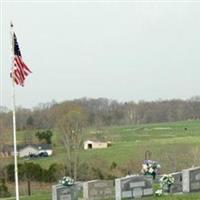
[52,166,200,200]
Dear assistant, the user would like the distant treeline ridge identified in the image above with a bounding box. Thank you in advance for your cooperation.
[1,97,200,130]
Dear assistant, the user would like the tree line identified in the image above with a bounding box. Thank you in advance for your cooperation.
[1,97,200,132]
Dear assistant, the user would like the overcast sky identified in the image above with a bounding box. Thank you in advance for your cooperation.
[1,1,200,108]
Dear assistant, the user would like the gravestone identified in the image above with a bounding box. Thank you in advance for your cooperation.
[52,184,78,200]
[161,172,183,194]
[115,175,153,200]
[170,172,183,194]
[83,180,114,200]
[183,167,200,193]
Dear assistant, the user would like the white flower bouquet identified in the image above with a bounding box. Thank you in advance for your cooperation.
[59,176,74,186]
[160,174,175,192]
[141,160,161,179]
[155,189,163,196]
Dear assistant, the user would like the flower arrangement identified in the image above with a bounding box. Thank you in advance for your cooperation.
[160,174,174,192]
[155,189,163,196]
[59,176,74,186]
[141,160,161,179]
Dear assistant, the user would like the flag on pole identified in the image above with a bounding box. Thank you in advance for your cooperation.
[10,23,31,200]
[11,33,32,86]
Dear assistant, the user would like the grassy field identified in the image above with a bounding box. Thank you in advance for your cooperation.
[2,120,200,199]
[147,193,200,200]
[0,191,50,200]
[20,120,200,173]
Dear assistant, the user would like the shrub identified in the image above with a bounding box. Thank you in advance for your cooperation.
[0,178,10,198]
[6,163,64,183]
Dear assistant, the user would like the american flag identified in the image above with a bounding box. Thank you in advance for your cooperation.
[11,33,32,86]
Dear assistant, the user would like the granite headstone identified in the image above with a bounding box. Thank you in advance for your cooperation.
[83,180,114,200]
[170,172,183,194]
[161,172,183,194]
[183,167,200,193]
[52,184,78,200]
[115,175,153,200]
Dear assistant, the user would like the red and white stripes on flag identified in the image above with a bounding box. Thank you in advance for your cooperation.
[13,55,32,86]
[11,33,32,86]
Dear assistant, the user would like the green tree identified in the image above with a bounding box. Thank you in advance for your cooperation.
[35,130,53,144]
[26,115,34,128]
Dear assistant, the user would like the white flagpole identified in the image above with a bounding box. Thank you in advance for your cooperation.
[10,22,20,200]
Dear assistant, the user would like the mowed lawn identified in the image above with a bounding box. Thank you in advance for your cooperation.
[2,193,200,200]
[147,193,200,200]
[0,192,50,200]
[25,120,200,173]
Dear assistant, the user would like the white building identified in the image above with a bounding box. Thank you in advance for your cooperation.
[18,145,38,157]
[84,140,111,150]
[11,144,53,158]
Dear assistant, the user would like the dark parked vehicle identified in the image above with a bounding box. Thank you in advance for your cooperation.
[38,152,48,157]
[28,152,48,159]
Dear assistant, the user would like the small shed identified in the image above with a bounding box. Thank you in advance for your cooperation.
[84,140,111,150]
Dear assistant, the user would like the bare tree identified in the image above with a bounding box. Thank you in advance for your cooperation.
[57,110,87,180]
